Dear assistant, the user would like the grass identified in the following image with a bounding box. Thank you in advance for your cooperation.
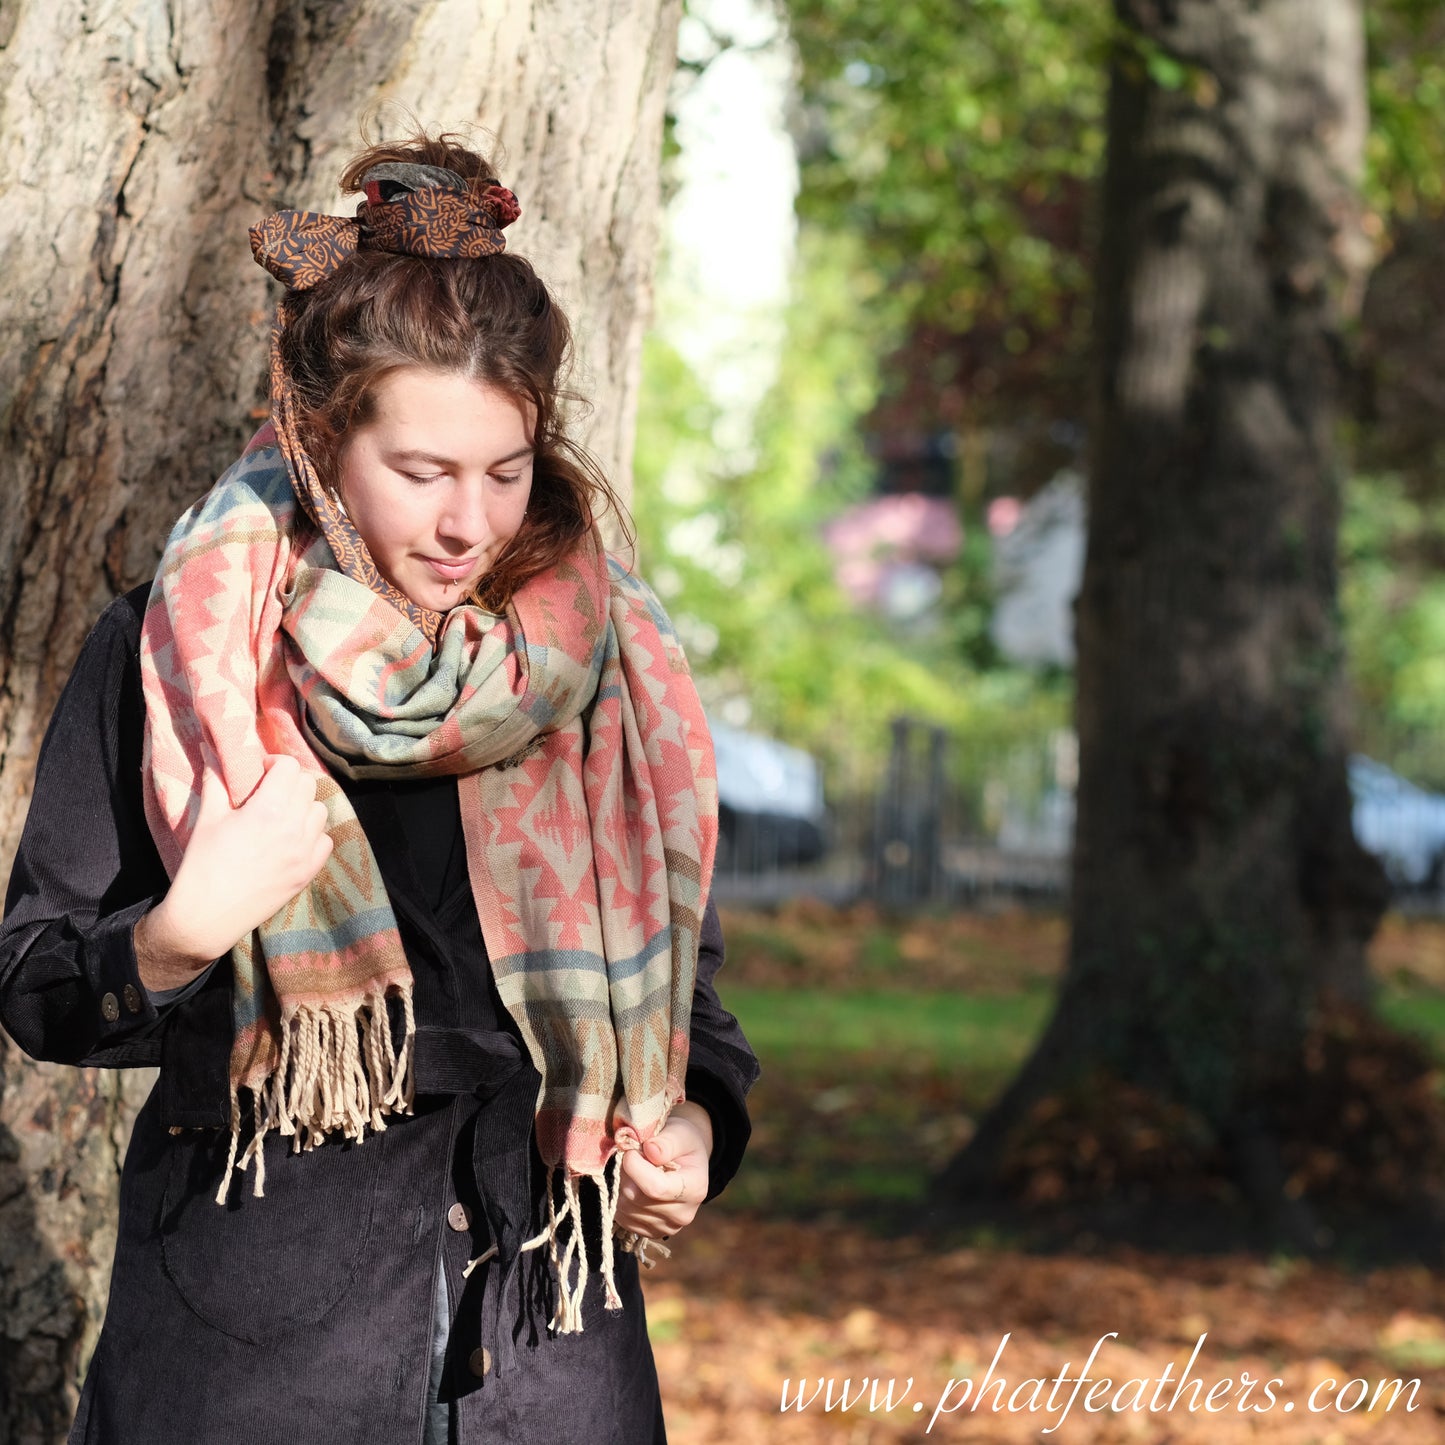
[724,985,1051,1077]
[713,905,1445,1223]
[717,984,1053,1218]
[1380,982,1445,1048]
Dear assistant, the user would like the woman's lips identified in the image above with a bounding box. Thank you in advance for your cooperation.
[420,555,477,581]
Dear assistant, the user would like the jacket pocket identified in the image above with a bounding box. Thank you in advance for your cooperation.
[159,1122,387,1344]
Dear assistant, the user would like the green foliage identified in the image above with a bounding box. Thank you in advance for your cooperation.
[1340,473,1445,783]
[783,0,1445,423]
[786,0,1445,328]
[1366,0,1445,218]
[633,0,1108,771]
[641,0,1445,779]
[939,509,1004,669]
[787,0,1107,343]
[634,223,1068,775]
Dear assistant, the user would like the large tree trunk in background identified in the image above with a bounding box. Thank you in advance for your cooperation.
[938,0,1410,1242]
[0,2,680,1435]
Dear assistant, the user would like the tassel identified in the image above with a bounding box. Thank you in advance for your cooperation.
[462,1242,498,1279]
[598,1164,623,1312]
[516,1162,621,1335]
[551,1172,585,1333]
[250,1090,267,1196]
[215,1083,243,1207]
[212,985,416,1207]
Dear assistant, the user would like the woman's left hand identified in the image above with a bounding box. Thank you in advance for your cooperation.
[615,1101,713,1242]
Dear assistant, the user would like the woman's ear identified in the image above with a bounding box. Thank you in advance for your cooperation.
[327,435,351,517]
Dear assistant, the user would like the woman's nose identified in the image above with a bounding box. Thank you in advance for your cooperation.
[437,482,490,549]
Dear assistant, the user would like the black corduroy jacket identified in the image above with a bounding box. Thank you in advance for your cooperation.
[0,583,760,1445]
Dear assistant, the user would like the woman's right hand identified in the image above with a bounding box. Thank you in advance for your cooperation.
[134,756,333,992]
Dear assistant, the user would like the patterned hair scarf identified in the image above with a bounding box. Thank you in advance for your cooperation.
[138,164,717,1334]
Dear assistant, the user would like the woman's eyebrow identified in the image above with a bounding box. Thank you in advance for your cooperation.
[387,446,535,467]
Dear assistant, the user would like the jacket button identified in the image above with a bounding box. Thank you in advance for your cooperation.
[447,1202,472,1232]
[100,992,120,1022]
[122,984,142,1014]
[467,1346,492,1379]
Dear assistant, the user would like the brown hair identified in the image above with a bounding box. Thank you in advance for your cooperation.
[278,129,629,610]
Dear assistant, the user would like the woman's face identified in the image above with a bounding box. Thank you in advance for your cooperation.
[336,366,536,614]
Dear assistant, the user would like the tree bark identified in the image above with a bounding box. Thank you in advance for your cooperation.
[937,0,1404,1239]
[0,2,680,1435]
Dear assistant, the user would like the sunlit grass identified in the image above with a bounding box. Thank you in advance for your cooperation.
[726,984,1051,1076]
[718,985,1051,1216]
[716,969,1445,1219]
[1380,984,1445,1060]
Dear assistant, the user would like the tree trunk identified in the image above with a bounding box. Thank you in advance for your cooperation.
[0,2,679,1435]
[937,0,1411,1242]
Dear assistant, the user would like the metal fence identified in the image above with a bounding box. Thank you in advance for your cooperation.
[708,714,1445,914]
[710,715,1074,910]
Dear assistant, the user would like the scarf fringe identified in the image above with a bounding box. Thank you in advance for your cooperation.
[215,983,416,1204]
[517,1153,655,1335]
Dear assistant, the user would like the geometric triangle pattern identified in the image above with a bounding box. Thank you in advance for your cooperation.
[139,445,717,1228]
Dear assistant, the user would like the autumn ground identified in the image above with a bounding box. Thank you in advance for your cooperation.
[644,905,1445,1443]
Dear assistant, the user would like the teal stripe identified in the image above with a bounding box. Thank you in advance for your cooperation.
[266,906,398,955]
[490,926,677,983]
[606,983,673,1031]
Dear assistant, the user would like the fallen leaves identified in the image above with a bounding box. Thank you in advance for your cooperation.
[686,905,1445,1439]
[648,1212,1445,1443]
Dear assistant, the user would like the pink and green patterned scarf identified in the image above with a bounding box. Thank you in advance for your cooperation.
[138,439,717,1332]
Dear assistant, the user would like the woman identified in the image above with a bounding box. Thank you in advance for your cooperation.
[0,130,759,1445]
